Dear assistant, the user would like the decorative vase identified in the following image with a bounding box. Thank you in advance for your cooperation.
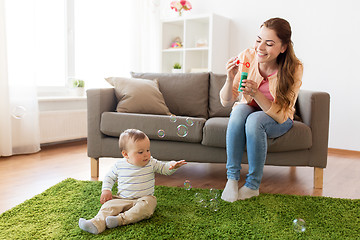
[76,87,85,96]
[70,87,85,96]
[172,69,182,73]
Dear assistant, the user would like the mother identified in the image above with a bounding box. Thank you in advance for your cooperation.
[220,18,303,202]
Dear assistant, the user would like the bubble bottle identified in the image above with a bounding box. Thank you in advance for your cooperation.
[236,56,250,92]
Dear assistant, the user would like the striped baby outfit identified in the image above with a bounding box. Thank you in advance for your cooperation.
[102,157,176,199]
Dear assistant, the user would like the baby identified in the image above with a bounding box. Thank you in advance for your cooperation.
[79,129,187,234]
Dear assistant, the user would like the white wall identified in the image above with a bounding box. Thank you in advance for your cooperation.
[160,0,360,151]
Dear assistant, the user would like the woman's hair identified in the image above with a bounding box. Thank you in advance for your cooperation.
[261,18,302,112]
[119,129,147,151]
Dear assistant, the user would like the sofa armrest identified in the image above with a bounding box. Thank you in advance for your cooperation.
[297,89,330,167]
[87,88,117,158]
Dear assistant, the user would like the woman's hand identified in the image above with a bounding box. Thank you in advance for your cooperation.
[241,79,258,97]
[226,56,239,81]
[220,56,240,106]
[100,190,113,204]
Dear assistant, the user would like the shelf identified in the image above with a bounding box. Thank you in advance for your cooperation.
[162,48,184,52]
[160,14,229,74]
[162,47,208,52]
[185,47,208,51]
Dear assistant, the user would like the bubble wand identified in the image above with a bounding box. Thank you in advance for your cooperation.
[236,58,250,92]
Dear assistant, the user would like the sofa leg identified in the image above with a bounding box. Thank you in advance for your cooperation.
[314,167,323,189]
[91,158,99,178]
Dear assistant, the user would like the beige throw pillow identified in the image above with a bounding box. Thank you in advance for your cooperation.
[105,77,171,115]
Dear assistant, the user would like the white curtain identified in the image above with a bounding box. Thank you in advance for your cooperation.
[0,0,40,156]
[130,0,161,73]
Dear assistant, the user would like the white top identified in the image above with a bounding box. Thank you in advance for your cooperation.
[102,157,176,199]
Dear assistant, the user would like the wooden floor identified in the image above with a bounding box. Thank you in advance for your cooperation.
[1,140,360,214]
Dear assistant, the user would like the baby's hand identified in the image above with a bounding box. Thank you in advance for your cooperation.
[169,160,187,170]
[100,190,113,204]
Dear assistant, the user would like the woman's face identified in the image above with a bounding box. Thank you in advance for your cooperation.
[254,26,287,65]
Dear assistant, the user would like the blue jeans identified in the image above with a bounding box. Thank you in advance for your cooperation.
[226,104,293,190]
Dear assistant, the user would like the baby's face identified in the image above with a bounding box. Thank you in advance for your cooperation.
[125,137,151,167]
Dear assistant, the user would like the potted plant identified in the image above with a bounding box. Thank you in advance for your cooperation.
[172,62,183,73]
[70,79,85,96]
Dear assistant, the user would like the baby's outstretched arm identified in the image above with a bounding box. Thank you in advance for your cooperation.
[100,190,113,204]
[169,160,187,170]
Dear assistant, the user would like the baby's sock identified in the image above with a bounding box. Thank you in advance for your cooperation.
[238,185,259,200]
[106,216,119,229]
[221,179,239,202]
[78,218,98,234]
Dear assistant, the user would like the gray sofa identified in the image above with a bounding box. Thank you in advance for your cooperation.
[87,72,330,189]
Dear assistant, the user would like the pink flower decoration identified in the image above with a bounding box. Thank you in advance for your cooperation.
[170,0,192,16]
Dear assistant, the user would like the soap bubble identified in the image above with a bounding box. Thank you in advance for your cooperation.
[194,192,208,208]
[209,188,220,199]
[170,114,177,123]
[184,180,192,190]
[293,218,306,233]
[12,106,26,119]
[157,129,165,138]
[177,124,188,137]
[194,189,221,211]
[194,192,203,203]
[185,117,194,126]
[209,198,219,212]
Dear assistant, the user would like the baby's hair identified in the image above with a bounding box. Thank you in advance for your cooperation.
[119,129,148,151]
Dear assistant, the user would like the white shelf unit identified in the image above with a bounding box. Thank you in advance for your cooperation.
[160,14,229,74]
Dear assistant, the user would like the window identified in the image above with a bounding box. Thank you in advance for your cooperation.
[34,0,66,87]
[74,0,134,89]
[6,0,136,96]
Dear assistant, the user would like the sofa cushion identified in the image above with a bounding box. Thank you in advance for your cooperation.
[130,72,209,119]
[100,112,206,143]
[201,117,229,148]
[105,77,171,115]
[267,121,312,152]
[202,118,312,152]
[209,72,233,117]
